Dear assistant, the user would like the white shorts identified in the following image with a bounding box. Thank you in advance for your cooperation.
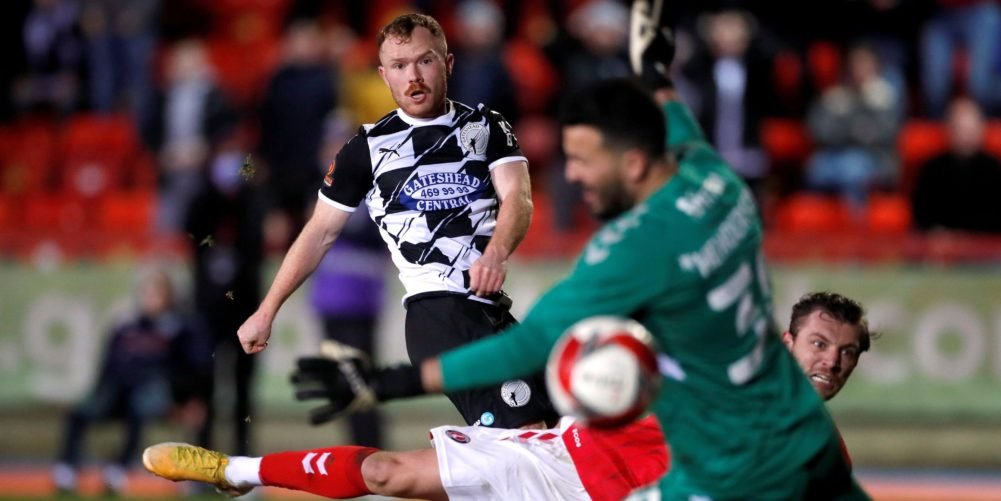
[430,419,591,501]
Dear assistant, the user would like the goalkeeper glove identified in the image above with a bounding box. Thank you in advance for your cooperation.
[629,0,676,90]
[291,340,425,425]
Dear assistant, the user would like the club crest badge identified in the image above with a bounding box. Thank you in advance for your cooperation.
[459,122,488,155]
[445,430,471,444]
[501,380,531,408]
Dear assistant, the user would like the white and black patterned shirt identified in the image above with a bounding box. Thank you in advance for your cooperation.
[319,100,526,301]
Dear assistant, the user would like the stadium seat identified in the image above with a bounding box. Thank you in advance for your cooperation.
[0,196,13,230]
[23,193,89,233]
[97,189,156,235]
[865,193,912,235]
[367,0,413,36]
[761,119,812,167]
[807,41,841,91]
[897,120,947,195]
[774,193,853,234]
[504,38,560,115]
[206,0,289,44]
[1,121,58,196]
[206,37,281,106]
[59,114,141,198]
[772,50,804,105]
[515,116,559,173]
[984,121,1001,158]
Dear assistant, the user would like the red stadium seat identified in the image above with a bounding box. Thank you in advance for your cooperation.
[23,193,89,233]
[761,119,812,167]
[505,39,560,115]
[774,193,853,234]
[206,37,281,106]
[865,193,912,235]
[1,121,58,196]
[203,0,289,44]
[897,120,948,196]
[984,121,1001,158]
[97,189,156,234]
[0,196,13,230]
[59,114,141,198]
[807,41,841,92]
[772,50,804,104]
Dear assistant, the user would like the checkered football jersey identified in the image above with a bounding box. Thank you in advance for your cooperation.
[318,100,526,300]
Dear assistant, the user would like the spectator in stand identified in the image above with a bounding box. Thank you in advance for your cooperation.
[335,26,396,126]
[78,0,159,127]
[259,19,337,234]
[549,0,631,231]
[804,42,901,209]
[920,0,1001,118]
[449,0,517,121]
[141,39,237,236]
[185,131,265,459]
[678,9,773,200]
[15,0,83,115]
[52,267,208,495]
[844,0,923,112]
[912,96,1001,233]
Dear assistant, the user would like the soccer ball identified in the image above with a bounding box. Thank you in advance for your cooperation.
[546,316,661,428]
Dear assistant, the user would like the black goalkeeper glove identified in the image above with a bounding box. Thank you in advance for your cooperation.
[629,0,676,90]
[291,340,425,425]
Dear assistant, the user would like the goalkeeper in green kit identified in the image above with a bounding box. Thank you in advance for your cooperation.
[413,2,871,497]
[141,2,872,496]
[296,1,871,499]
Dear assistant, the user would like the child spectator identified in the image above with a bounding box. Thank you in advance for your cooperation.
[52,267,208,495]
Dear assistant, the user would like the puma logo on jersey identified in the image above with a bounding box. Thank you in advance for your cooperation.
[323,161,336,186]
[378,146,401,158]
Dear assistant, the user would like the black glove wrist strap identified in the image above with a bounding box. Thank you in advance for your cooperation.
[373,365,425,401]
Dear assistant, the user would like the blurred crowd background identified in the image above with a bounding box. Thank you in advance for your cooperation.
[3,0,1001,261]
[2,0,1001,498]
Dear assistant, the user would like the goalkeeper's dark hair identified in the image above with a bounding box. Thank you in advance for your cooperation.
[558,78,667,159]
[788,291,879,353]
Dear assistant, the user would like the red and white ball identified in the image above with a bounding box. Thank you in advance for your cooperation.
[546,316,661,428]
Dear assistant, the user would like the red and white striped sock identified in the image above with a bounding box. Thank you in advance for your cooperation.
[257,446,378,499]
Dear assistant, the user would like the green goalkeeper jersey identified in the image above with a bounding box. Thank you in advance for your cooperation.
[440,102,836,498]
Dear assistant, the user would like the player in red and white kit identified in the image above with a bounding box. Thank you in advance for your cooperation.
[143,290,872,500]
[143,414,667,501]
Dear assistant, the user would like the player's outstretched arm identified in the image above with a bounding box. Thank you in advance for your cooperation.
[630,0,675,94]
[237,202,351,354]
[629,0,718,156]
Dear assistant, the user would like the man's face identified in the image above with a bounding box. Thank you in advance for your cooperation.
[378,27,453,119]
[562,125,633,221]
[783,309,862,401]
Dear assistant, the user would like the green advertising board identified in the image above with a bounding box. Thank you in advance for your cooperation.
[2,260,1000,424]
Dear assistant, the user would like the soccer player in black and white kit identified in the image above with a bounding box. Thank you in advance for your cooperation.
[237,13,556,429]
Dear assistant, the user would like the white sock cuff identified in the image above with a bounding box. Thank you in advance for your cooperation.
[224,456,263,488]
